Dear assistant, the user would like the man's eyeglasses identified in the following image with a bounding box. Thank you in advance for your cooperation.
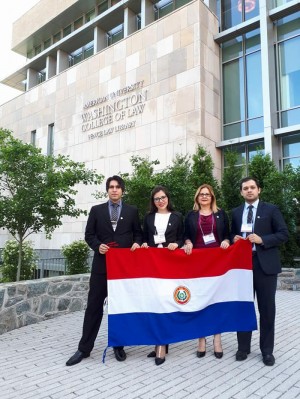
[154,195,167,202]
[199,193,211,197]
[109,185,121,189]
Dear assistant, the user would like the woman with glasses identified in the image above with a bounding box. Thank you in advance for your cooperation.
[142,185,184,365]
[184,184,230,359]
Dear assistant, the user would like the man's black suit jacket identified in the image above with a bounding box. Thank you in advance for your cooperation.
[85,202,143,274]
[231,201,288,274]
[142,211,184,247]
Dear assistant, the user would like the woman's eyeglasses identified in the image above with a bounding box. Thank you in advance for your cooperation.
[154,195,167,202]
[199,193,211,197]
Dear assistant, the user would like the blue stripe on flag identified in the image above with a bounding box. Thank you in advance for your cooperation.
[108,301,257,346]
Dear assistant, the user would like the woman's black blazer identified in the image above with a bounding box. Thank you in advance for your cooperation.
[143,211,184,248]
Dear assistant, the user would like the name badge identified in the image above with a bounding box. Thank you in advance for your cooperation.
[154,234,166,244]
[203,233,216,245]
[241,223,252,233]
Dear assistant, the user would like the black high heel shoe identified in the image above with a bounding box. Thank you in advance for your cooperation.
[196,338,206,358]
[155,345,169,366]
[147,346,156,358]
[213,335,223,359]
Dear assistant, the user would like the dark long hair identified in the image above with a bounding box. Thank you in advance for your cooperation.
[149,185,175,213]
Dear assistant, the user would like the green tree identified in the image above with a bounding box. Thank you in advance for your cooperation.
[190,145,221,199]
[248,153,299,266]
[61,240,90,275]
[120,155,160,221]
[0,128,103,281]
[1,240,37,282]
[221,149,245,214]
[157,154,194,216]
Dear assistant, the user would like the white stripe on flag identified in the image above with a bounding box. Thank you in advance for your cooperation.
[108,269,253,314]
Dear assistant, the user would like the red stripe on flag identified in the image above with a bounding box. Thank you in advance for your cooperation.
[106,239,252,279]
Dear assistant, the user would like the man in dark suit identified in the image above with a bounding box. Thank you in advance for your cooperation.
[231,177,288,366]
[66,175,142,366]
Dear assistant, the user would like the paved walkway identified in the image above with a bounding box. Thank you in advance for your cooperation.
[1,290,300,399]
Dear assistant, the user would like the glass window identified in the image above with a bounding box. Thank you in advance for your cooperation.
[86,9,95,22]
[35,45,42,56]
[155,0,173,19]
[108,24,124,45]
[98,0,109,14]
[63,24,72,37]
[27,49,34,59]
[222,31,262,140]
[74,17,83,30]
[44,38,51,49]
[223,140,264,169]
[277,14,300,128]
[84,44,94,59]
[282,133,300,168]
[53,32,61,43]
[175,0,191,8]
[221,0,259,31]
[31,130,36,146]
[47,124,54,155]
[38,70,46,84]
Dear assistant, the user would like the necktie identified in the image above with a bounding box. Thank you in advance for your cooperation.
[246,205,253,237]
[111,203,118,230]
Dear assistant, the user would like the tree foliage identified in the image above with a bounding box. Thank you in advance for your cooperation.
[0,128,103,281]
[61,240,90,275]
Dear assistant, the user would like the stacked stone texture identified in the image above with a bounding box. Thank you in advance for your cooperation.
[0,274,89,334]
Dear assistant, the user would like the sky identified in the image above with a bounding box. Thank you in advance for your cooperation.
[0,0,40,106]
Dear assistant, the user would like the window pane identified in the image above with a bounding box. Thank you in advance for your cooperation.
[44,38,51,49]
[84,46,94,59]
[245,29,260,53]
[223,58,245,125]
[248,117,264,134]
[86,9,95,22]
[248,141,264,160]
[283,157,300,168]
[279,37,300,111]
[246,51,263,119]
[63,25,72,37]
[98,0,109,14]
[53,32,61,43]
[224,122,245,140]
[221,0,242,31]
[158,2,173,18]
[277,12,300,41]
[35,45,42,55]
[281,108,300,127]
[175,0,191,8]
[74,17,83,30]
[244,0,259,21]
[222,37,243,62]
[282,133,300,157]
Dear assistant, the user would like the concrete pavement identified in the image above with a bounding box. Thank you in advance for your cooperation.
[1,290,300,399]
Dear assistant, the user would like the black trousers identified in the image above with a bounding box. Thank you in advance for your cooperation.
[237,253,277,356]
[78,273,108,354]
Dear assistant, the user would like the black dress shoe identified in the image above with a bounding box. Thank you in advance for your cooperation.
[147,350,156,358]
[235,350,250,361]
[66,350,90,366]
[196,350,206,358]
[113,347,127,361]
[214,351,223,359]
[263,354,275,366]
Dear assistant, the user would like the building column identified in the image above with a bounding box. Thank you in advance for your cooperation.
[46,55,56,80]
[141,0,154,28]
[260,0,279,167]
[26,68,38,90]
[56,49,69,74]
[124,7,136,37]
[94,26,107,53]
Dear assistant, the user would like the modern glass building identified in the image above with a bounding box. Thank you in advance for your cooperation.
[0,0,299,249]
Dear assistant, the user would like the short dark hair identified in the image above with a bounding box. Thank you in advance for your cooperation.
[149,185,175,213]
[239,177,261,191]
[106,175,125,192]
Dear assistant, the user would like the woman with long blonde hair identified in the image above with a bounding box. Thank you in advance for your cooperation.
[184,184,230,359]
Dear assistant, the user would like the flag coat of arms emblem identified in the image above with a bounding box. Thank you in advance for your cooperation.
[106,239,257,347]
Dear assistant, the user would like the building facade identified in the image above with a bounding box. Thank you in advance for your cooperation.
[0,0,299,251]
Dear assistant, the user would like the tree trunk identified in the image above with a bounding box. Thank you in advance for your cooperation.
[16,238,23,282]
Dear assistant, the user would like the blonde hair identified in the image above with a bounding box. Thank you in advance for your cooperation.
[193,184,219,213]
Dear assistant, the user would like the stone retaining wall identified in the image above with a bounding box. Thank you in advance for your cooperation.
[0,274,90,335]
[0,269,299,335]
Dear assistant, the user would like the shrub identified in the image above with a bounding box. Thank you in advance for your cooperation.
[61,240,90,275]
[0,240,37,282]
